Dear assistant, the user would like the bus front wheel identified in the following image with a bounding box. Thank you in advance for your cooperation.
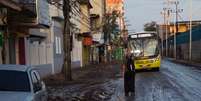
[153,68,160,71]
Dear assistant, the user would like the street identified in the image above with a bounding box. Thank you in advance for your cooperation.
[1,1,201,101]
[135,59,201,101]
[112,59,201,101]
[46,59,201,101]
[45,63,121,101]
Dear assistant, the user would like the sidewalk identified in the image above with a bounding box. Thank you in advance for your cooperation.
[165,58,201,68]
[44,62,120,85]
[44,62,121,101]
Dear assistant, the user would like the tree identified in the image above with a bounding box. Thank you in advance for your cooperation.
[63,0,72,81]
[48,0,72,81]
[144,21,157,31]
[102,11,122,61]
[103,11,120,44]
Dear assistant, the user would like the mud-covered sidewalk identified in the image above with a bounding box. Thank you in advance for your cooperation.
[44,62,122,101]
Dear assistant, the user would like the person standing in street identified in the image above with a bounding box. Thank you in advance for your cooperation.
[123,48,135,97]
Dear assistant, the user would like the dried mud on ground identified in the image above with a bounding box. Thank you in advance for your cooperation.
[44,63,122,101]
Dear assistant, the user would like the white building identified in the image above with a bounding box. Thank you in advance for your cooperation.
[71,1,83,68]
[26,0,64,77]
[90,0,105,63]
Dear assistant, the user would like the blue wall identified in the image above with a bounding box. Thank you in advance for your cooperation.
[163,25,201,45]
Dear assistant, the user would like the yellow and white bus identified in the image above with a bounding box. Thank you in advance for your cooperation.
[128,32,161,71]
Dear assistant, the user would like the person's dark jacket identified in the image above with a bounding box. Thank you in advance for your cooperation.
[125,55,135,72]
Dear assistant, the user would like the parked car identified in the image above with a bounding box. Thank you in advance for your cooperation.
[0,65,47,101]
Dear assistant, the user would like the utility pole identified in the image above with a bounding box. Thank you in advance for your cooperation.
[175,1,179,33]
[174,1,179,59]
[160,8,166,57]
[169,0,183,59]
[163,0,171,57]
[189,0,192,61]
[161,8,171,57]
[166,9,170,57]
[63,0,72,81]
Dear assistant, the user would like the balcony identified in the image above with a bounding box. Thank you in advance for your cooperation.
[19,0,37,17]
[49,4,64,20]
[90,14,100,31]
[8,0,51,28]
[0,0,22,11]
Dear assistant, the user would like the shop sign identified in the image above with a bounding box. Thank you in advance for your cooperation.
[0,32,3,47]
[0,8,7,25]
[83,37,93,46]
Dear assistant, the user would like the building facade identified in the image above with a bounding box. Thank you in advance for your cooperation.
[90,0,105,63]
[79,0,93,67]
[0,0,65,78]
[0,0,23,64]
[105,0,125,61]
[17,0,52,77]
[106,0,125,33]
[158,21,201,62]
[71,1,82,68]
[48,1,64,75]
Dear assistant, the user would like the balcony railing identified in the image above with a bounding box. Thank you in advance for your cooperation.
[8,0,51,27]
[19,0,37,17]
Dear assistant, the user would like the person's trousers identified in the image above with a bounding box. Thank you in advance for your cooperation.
[124,71,135,93]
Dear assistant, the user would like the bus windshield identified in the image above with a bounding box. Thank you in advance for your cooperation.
[129,37,159,58]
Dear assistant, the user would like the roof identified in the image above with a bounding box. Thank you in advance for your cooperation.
[169,20,201,25]
[0,65,31,72]
[128,31,156,35]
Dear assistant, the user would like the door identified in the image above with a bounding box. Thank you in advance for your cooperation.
[9,35,16,64]
[19,38,26,64]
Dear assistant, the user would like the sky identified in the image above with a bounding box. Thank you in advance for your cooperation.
[125,0,201,32]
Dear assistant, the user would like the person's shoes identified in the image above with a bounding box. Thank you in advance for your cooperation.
[125,92,129,97]
[130,92,135,97]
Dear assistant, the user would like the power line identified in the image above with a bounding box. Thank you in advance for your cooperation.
[49,0,108,32]
[70,1,92,30]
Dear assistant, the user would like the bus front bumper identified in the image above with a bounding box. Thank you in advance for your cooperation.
[135,58,161,70]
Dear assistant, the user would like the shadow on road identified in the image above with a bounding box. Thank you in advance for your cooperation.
[135,69,160,73]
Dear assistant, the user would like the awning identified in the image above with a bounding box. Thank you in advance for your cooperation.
[0,0,21,11]
[83,37,93,46]
[92,33,104,44]
[90,14,100,19]
[81,32,91,37]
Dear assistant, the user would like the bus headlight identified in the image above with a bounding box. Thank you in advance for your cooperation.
[155,56,160,62]
[155,58,159,61]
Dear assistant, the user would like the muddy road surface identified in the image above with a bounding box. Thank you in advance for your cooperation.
[46,60,201,101]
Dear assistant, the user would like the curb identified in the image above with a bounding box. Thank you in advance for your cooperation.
[166,58,201,68]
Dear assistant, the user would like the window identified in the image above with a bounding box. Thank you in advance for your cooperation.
[58,37,61,54]
[129,38,159,57]
[55,37,59,54]
[0,70,31,92]
[55,37,62,54]
[31,71,42,93]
